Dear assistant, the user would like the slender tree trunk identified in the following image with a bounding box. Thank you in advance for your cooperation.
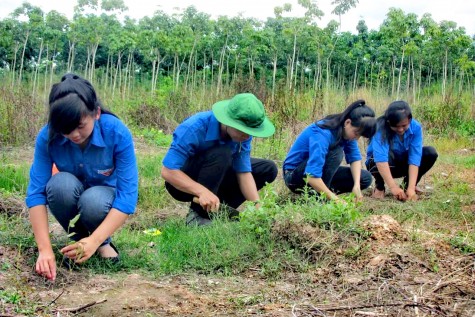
[289,33,297,91]
[11,42,20,88]
[442,49,448,99]
[18,30,30,85]
[32,39,44,97]
[44,45,49,94]
[272,53,277,105]
[391,58,396,96]
[352,58,358,94]
[185,39,196,91]
[216,35,228,95]
[68,41,76,72]
[396,48,405,99]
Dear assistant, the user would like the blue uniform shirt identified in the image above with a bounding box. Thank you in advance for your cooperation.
[26,114,138,214]
[162,111,252,173]
[367,118,423,166]
[283,122,362,178]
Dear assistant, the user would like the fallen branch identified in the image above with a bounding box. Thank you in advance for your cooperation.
[54,299,107,314]
[307,301,447,315]
[48,289,65,306]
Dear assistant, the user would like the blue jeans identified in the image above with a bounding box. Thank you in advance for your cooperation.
[284,146,372,195]
[46,172,115,246]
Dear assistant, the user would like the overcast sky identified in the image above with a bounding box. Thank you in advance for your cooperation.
[1,0,474,35]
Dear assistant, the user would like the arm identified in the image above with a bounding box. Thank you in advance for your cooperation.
[406,121,423,201]
[29,205,56,281]
[61,208,128,263]
[161,166,219,212]
[307,177,344,202]
[349,160,363,202]
[406,164,419,200]
[375,162,407,201]
[236,172,260,203]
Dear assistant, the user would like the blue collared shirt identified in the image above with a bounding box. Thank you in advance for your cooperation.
[26,114,138,214]
[283,122,362,178]
[367,118,423,166]
[162,111,252,172]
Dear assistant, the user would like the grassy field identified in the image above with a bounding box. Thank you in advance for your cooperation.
[1,129,474,316]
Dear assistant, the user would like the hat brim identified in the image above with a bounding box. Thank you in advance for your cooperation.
[212,99,275,138]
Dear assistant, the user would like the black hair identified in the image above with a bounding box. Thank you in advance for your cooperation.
[48,73,116,143]
[317,99,376,146]
[377,100,412,144]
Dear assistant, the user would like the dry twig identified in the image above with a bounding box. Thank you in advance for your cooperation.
[54,299,107,314]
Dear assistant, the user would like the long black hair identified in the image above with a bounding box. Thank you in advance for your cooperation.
[317,99,376,146]
[377,100,412,144]
[48,73,116,143]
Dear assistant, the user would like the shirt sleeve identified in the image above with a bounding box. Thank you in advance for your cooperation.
[343,140,362,164]
[408,123,423,166]
[162,123,201,170]
[305,129,331,178]
[372,130,390,163]
[232,138,252,173]
[111,127,138,215]
[26,127,53,208]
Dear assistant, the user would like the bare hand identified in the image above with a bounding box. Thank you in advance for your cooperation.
[61,237,100,264]
[36,249,57,281]
[406,189,418,201]
[194,191,220,212]
[352,186,363,203]
[390,186,407,201]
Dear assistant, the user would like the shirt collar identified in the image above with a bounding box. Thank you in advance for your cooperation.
[205,114,222,142]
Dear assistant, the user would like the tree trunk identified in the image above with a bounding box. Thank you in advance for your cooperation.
[32,38,44,97]
[272,53,277,105]
[442,48,448,99]
[216,35,228,95]
[18,30,30,85]
[396,48,405,99]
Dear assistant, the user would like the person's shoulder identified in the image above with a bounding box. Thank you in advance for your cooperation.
[34,124,49,142]
[410,118,423,132]
[99,114,131,139]
[100,114,126,129]
[179,111,213,129]
[411,118,422,127]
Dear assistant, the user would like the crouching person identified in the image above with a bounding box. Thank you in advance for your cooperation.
[26,74,138,281]
[161,93,278,226]
[283,100,377,203]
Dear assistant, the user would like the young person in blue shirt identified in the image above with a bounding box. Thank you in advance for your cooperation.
[283,100,376,203]
[366,100,438,201]
[161,93,278,226]
[26,74,138,281]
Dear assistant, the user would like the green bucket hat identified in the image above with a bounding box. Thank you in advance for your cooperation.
[212,93,275,138]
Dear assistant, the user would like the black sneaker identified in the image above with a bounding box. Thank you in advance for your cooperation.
[185,210,212,226]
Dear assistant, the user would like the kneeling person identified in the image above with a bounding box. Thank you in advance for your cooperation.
[161,93,278,226]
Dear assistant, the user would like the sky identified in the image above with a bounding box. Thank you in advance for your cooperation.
[1,0,474,36]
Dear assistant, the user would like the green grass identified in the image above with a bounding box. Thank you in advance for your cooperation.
[0,134,474,302]
[0,162,30,193]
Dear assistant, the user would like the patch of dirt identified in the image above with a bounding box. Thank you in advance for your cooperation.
[0,191,27,217]
[361,214,406,244]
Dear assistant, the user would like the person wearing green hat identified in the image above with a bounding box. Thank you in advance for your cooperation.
[161,93,277,226]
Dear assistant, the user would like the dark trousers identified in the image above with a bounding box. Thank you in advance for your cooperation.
[165,146,278,218]
[366,146,438,191]
[284,146,372,195]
